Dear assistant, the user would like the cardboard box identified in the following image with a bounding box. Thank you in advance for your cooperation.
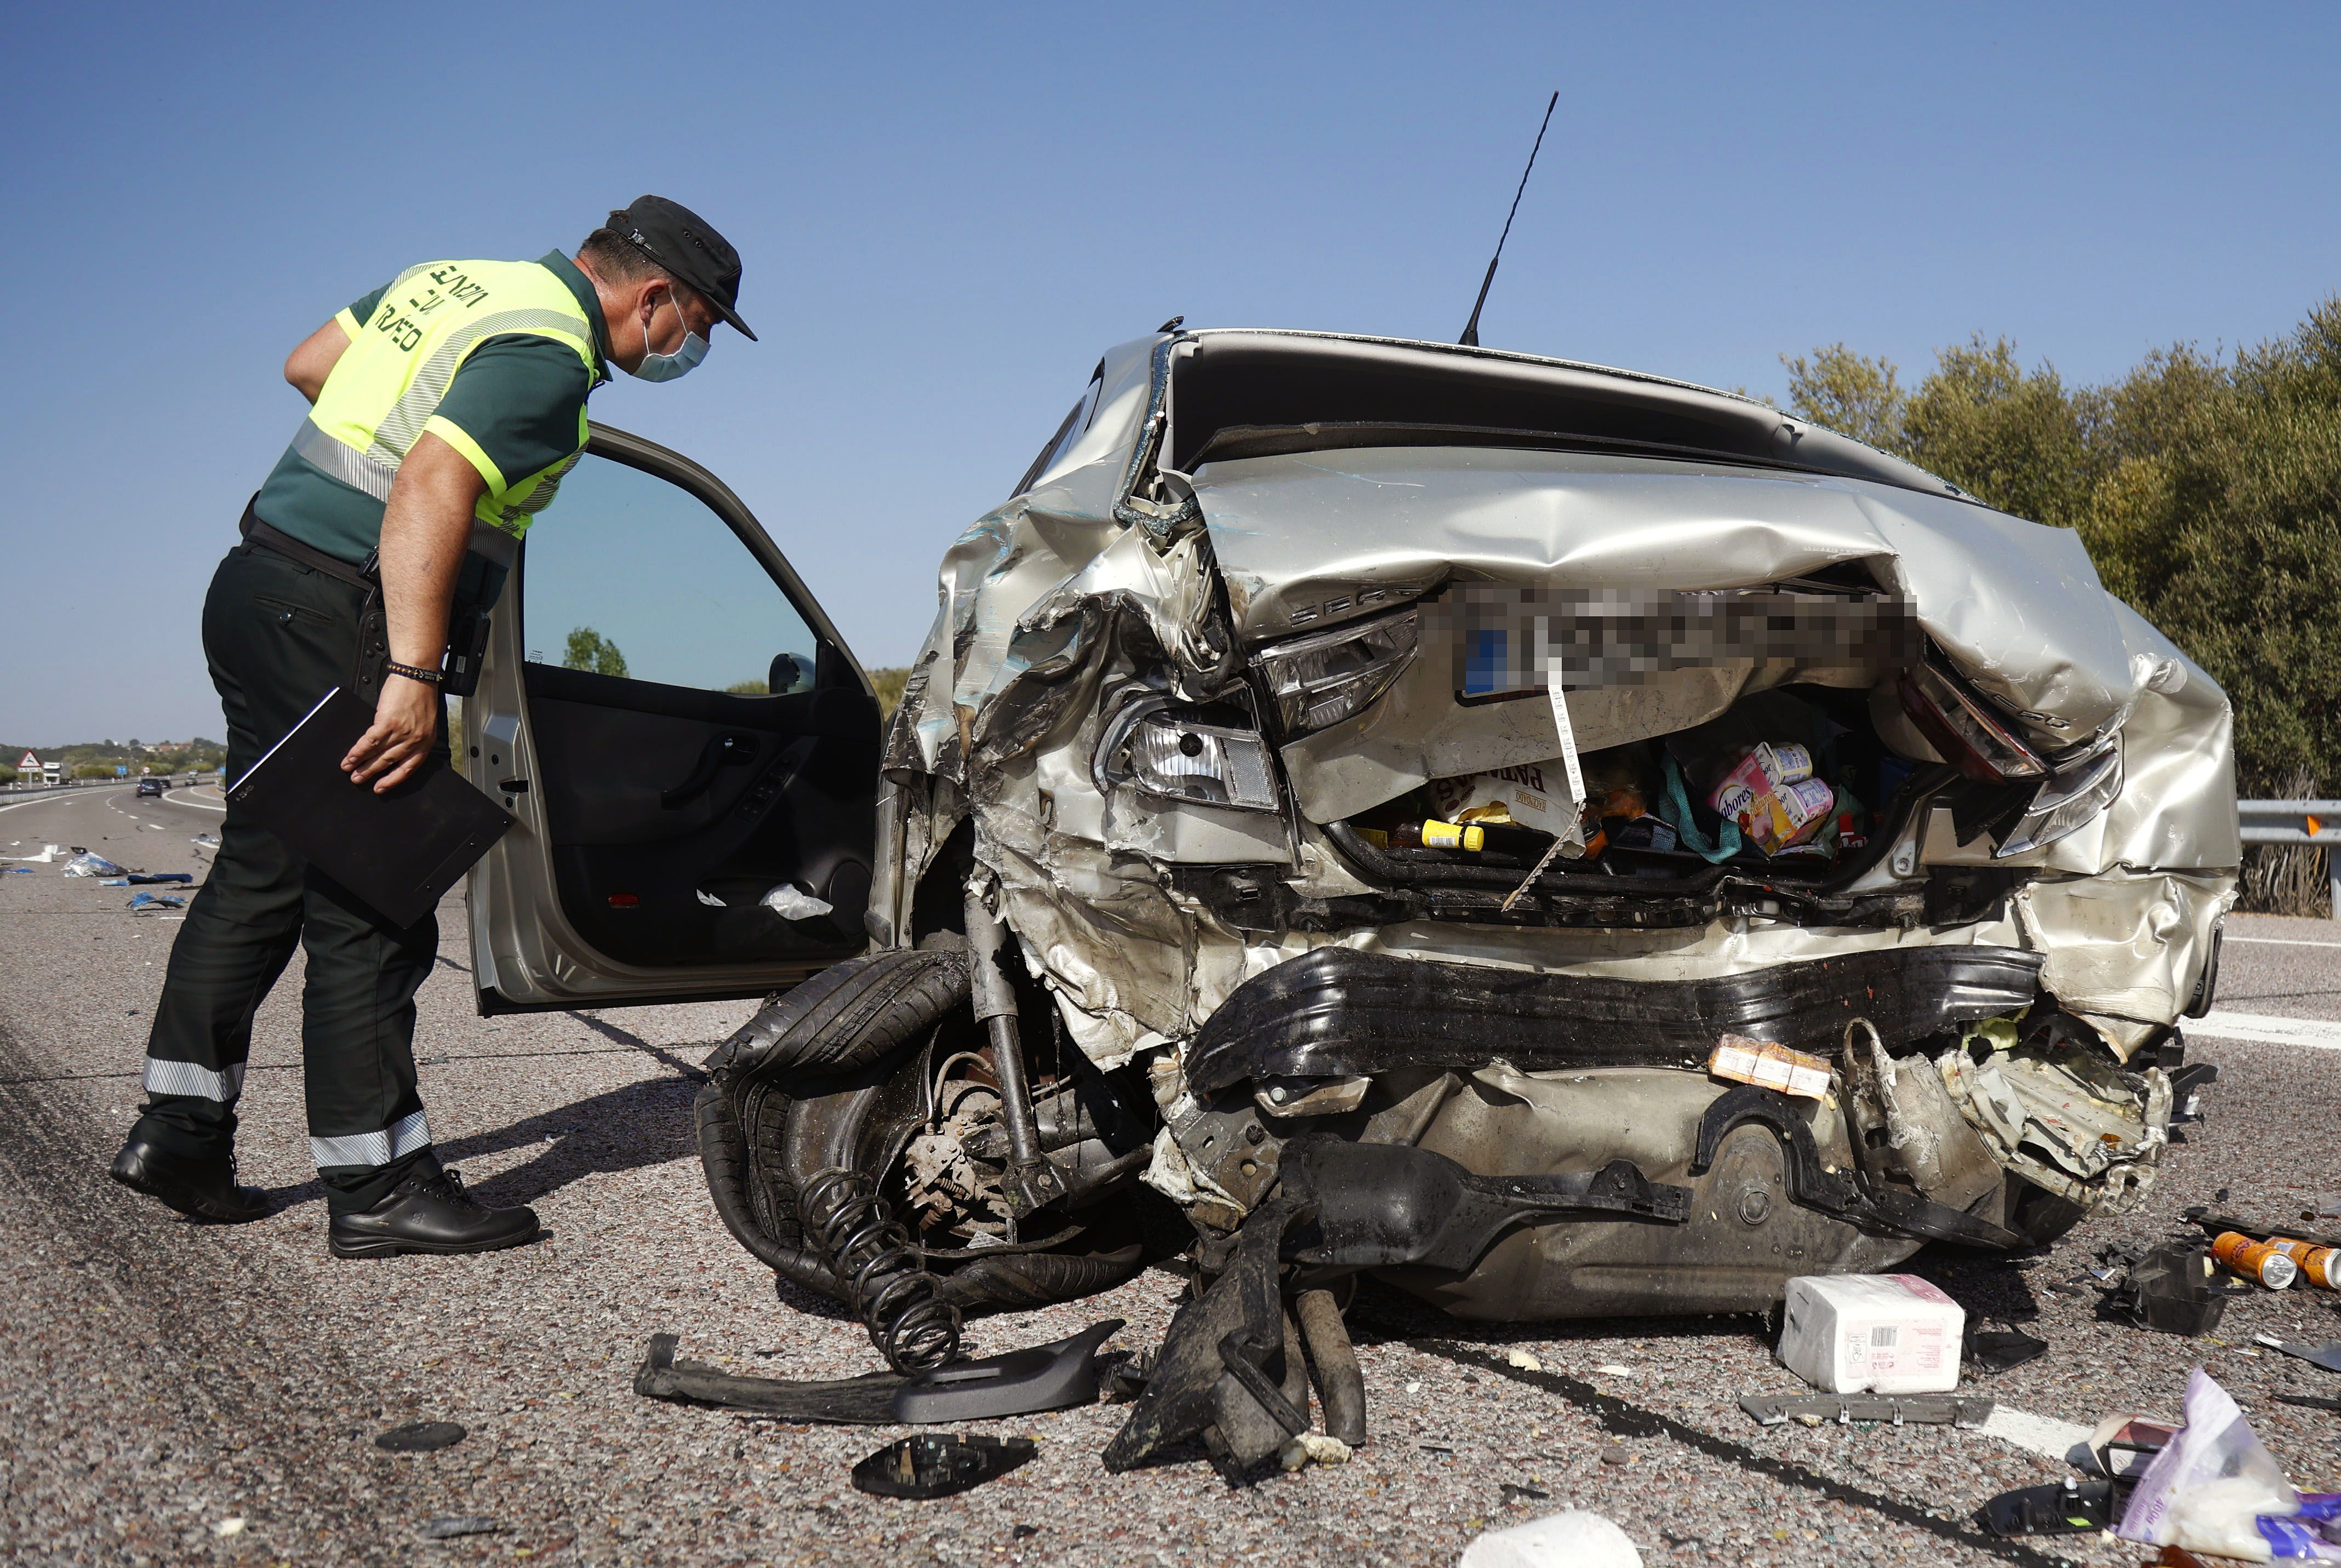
[1778,1274,1965,1393]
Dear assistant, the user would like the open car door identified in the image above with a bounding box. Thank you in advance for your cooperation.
[463,422,880,1013]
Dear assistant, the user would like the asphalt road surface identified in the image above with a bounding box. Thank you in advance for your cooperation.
[5,782,2341,1566]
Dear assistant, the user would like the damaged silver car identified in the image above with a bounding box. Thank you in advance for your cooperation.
[460,328,2237,1473]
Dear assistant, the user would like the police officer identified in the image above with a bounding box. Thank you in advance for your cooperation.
[111,198,756,1257]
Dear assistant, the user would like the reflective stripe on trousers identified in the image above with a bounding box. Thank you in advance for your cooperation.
[310,1108,432,1170]
[142,1056,246,1102]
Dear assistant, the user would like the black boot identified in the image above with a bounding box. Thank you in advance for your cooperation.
[110,1134,271,1223]
[328,1168,540,1259]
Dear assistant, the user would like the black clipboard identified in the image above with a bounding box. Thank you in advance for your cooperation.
[227,688,515,927]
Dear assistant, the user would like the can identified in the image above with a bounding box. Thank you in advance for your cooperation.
[2266,1237,2341,1290]
[2212,1232,2300,1289]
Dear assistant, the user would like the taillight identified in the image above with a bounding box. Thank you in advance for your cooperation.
[1254,607,1418,738]
[1092,699,1281,812]
[1995,738,2123,859]
[1898,661,2047,783]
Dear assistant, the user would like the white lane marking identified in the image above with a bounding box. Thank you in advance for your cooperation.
[2190,1011,2341,1049]
[1977,1405,2093,1462]
[0,787,128,815]
[163,788,227,813]
[2229,935,2341,950]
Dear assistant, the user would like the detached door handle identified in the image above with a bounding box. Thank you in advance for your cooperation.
[660,733,758,809]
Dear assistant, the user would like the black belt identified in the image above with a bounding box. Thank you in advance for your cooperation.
[239,496,378,588]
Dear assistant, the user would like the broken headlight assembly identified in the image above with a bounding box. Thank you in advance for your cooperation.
[1904,657,2123,856]
[1899,659,2048,783]
[1995,737,2123,858]
[1093,698,1280,812]
[1255,606,1418,737]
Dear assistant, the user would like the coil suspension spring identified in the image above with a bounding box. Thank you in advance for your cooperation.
[798,1166,961,1374]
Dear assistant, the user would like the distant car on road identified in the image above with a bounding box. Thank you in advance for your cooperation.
[135,778,165,798]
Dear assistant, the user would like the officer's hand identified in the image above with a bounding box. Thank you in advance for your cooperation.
[344,677,439,793]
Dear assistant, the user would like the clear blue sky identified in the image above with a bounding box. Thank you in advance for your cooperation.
[4,3,2337,746]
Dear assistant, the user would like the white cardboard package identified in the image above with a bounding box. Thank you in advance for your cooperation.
[1778,1274,1965,1394]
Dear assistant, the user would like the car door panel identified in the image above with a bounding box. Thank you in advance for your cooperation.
[465,423,881,1012]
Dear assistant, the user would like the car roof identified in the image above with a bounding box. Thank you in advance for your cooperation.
[1166,328,1971,504]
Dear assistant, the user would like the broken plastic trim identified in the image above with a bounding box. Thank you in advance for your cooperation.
[631,1319,1123,1424]
[1277,1136,1689,1272]
[1741,1393,1993,1428]
[1691,1085,2024,1248]
[1185,945,2044,1094]
[852,1434,1037,1500]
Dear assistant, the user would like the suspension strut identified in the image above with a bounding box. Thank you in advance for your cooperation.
[964,878,1066,1215]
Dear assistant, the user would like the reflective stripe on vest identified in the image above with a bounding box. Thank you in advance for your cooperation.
[288,259,597,544]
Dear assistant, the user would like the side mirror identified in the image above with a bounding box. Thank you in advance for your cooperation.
[768,653,810,695]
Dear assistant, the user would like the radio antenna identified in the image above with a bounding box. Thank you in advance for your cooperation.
[1459,90,1558,348]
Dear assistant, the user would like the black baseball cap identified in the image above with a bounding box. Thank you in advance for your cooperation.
[608,195,757,341]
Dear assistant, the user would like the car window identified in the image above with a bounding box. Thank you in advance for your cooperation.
[1009,364,1104,497]
[518,452,820,695]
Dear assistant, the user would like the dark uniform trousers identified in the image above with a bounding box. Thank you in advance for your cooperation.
[136,538,447,1215]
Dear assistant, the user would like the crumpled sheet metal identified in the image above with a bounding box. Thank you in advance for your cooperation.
[882,348,2235,1076]
[1192,446,2236,868]
[1194,446,2129,720]
[1939,1042,2171,1214]
[2013,869,2235,1047]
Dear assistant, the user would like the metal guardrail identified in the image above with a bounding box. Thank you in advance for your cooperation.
[2239,799,2341,918]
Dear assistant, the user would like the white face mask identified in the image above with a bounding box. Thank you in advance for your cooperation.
[627,289,707,382]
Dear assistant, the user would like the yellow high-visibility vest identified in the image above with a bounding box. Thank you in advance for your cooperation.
[292,258,598,562]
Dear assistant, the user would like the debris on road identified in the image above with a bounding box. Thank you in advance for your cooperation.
[2121,1245,2236,1336]
[62,852,124,877]
[850,1434,1037,1500]
[1278,1432,1351,1470]
[212,1517,246,1538]
[1982,1475,2120,1537]
[2117,1367,2299,1560]
[1777,1274,1963,1393]
[2254,1334,2341,1374]
[375,1421,467,1452]
[125,871,192,885]
[417,1517,501,1540]
[2215,1231,2303,1289]
[125,892,184,911]
[1458,1508,1643,1567]
[1,844,61,862]
[633,1320,1122,1423]
[1740,1392,1993,1428]
[1505,1348,1543,1372]
[1963,1320,2049,1375]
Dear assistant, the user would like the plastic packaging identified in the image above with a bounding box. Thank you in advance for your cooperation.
[2213,1232,2300,1290]
[2258,1494,2341,1561]
[1708,1034,1831,1100]
[2119,1366,2300,1561]
[1708,742,1836,854]
[1777,1274,1964,1394]
[62,852,125,878]
[1429,758,1580,838]
[760,884,833,920]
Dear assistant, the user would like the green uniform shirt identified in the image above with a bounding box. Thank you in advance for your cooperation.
[250,251,612,602]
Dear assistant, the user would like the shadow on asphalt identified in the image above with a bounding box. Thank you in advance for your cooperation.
[256,1074,701,1211]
